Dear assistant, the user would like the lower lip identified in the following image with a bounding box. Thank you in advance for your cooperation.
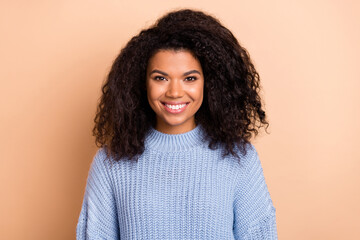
[162,103,189,114]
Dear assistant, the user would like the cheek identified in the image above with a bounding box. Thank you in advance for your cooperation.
[188,84,204,102]
[146,83,155,107]
[147,83,164,101]
[146,83,155,99]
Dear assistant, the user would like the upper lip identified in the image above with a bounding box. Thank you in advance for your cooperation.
[161,101,189,105]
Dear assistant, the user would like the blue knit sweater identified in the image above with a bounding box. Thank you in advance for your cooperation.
[76,124,278,239]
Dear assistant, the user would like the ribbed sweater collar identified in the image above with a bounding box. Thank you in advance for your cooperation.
[145,124,207,152]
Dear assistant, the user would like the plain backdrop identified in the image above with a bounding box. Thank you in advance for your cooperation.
[1,0,359,239]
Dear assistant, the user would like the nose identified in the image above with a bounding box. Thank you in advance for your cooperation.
[165,80,184,98]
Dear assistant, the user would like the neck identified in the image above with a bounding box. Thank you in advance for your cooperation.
[145,123,207,152]
[154,121,197,134]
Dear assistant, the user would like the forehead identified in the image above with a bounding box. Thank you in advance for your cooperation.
[147,50,202,73]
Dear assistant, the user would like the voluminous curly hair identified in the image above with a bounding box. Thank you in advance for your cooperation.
[94,8,269,162]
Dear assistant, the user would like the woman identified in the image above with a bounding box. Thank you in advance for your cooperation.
[77,8,278,239]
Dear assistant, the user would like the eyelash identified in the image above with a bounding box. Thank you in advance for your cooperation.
[185,76,197,81]
[153,76,198,81]
[154,76,166,81]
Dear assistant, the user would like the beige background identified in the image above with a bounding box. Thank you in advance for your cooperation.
[1,0,359,239]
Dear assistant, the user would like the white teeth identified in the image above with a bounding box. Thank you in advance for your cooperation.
[165,103,186,110]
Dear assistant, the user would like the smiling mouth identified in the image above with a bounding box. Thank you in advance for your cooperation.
[161,102,190,112]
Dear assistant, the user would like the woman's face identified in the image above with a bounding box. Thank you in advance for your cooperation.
[146,49,204,134]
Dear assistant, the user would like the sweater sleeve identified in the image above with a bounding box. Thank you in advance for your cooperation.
[233,144,278,240]
[76,149,120,240]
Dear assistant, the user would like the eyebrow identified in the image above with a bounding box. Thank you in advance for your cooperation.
[149,69,201,76]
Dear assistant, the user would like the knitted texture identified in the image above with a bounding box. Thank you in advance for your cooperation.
[76,124,278,239]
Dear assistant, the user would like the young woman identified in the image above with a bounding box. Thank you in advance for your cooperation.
[77,9,278,239]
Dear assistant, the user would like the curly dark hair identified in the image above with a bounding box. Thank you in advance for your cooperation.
[93,8,269,162]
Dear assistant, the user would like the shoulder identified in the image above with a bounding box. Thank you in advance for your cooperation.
[242,143,260,166]
[89,147,114,174]
[228,142,263,178]
[230,142,259,166]
[92,147,109,164]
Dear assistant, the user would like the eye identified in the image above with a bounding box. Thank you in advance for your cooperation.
[154,76,167,81]
[184,76,197,81]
